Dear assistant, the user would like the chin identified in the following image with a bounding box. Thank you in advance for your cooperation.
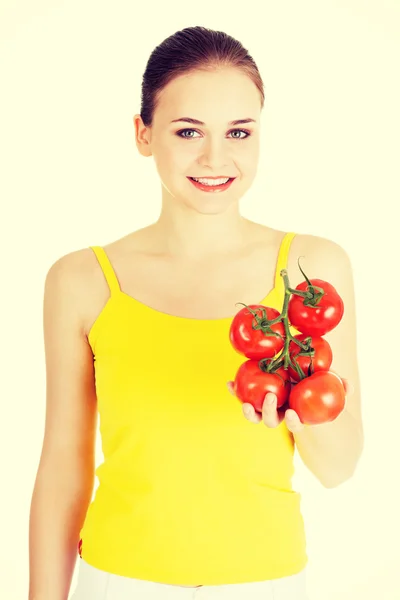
[185,199,237,215]
[161,182,240,215]
[180,188,240,215]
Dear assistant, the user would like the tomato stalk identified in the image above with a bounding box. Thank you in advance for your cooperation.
[235,258,326,380]
[234,302,285,340]
[288,256,325,307]
[258,268,317,381]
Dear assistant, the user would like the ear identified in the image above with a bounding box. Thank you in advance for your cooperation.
[133,114,152,157]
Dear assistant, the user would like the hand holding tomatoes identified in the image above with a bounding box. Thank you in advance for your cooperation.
[233,360,291,412]
[227,375,351,432]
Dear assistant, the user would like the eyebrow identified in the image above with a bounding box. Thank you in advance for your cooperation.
[170,117,256,126]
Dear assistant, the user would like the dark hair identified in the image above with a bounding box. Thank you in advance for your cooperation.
[140,26,265,127]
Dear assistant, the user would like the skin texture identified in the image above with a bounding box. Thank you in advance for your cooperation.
[133,68,262,255]
[29,66,364,598]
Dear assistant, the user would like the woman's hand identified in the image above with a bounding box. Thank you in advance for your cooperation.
[227,376,352,433]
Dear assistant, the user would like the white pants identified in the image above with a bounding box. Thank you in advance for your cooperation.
[70,559,310,600]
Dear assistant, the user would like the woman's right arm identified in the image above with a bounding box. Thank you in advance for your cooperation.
[28,252,98,600]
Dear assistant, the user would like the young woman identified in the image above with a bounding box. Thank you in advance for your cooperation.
[28,26,363,600]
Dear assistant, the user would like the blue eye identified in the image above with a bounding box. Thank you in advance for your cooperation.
[176,128,251,140]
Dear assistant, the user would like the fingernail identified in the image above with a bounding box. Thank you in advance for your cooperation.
[266,393,275,405]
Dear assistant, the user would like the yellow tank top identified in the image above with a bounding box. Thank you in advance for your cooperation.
[79,231,307,585]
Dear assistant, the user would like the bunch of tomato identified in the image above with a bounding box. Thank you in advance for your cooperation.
[229,268,346,425]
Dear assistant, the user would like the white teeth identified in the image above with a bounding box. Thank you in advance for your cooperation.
[192,177,230,186]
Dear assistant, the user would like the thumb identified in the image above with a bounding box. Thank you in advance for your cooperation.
[227,381,235,395]
[331,371,353,397]
[343,378,354,397]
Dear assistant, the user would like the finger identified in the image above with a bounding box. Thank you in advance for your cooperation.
[242,403,262,424]
[330,371,353,397]
[262,393,281,428]
[342,378,354,397]
[227,381,235,395]
[284,408,305,433]
[227,383,262,423]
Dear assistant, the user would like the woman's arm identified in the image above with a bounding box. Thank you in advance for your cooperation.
[291,237,364,486]
[230,235,364,488]
[29,252,98,600]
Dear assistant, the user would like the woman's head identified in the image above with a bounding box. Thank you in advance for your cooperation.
[134,26,265,216]
[139,26,265,128]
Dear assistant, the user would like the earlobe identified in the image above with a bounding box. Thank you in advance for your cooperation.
[135,141,152,158]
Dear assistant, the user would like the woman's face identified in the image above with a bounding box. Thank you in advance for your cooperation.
[134,67,262,215]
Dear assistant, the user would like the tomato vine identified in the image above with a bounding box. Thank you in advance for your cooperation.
[237,259,324,382]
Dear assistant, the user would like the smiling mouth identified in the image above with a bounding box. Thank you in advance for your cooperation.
[187,176,236,191]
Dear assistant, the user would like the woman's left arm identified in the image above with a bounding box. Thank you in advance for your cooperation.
[229,237,364,489]
[288,237,364,488]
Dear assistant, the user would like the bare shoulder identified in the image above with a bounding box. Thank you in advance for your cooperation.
[46,247,96,287]
[44,246,111,338]
[288,232,352,289]
[291,232,348,257]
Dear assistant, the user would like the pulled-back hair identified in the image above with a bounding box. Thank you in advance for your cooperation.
[140,26,265,127]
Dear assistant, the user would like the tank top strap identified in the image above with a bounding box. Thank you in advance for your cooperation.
[274,232,297,293]
[90,246,121,296]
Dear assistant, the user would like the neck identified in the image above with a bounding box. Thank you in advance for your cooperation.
[154,202,253,260]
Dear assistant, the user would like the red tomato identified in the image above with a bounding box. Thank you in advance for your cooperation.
[288,334,333,381]
[288,370,346,425]
[234,360,291,412]
[288,279,344,336]
[230,304,285,360]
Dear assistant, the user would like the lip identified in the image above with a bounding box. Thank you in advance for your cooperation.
[188,176,235,193]
[190,176,236,179]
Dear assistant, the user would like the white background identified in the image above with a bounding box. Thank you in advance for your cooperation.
[1,1,399,599]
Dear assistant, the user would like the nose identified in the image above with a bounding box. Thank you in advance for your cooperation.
[197,137,231,171]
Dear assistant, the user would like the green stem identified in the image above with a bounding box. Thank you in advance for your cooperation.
[287,287,313,299]
[235,302,285,339]
[266,269,315,380]
[240,262,317,381]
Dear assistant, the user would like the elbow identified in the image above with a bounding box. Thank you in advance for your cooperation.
[320,475,351,489]
[319,453,363,489]
[319,469,354,489]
